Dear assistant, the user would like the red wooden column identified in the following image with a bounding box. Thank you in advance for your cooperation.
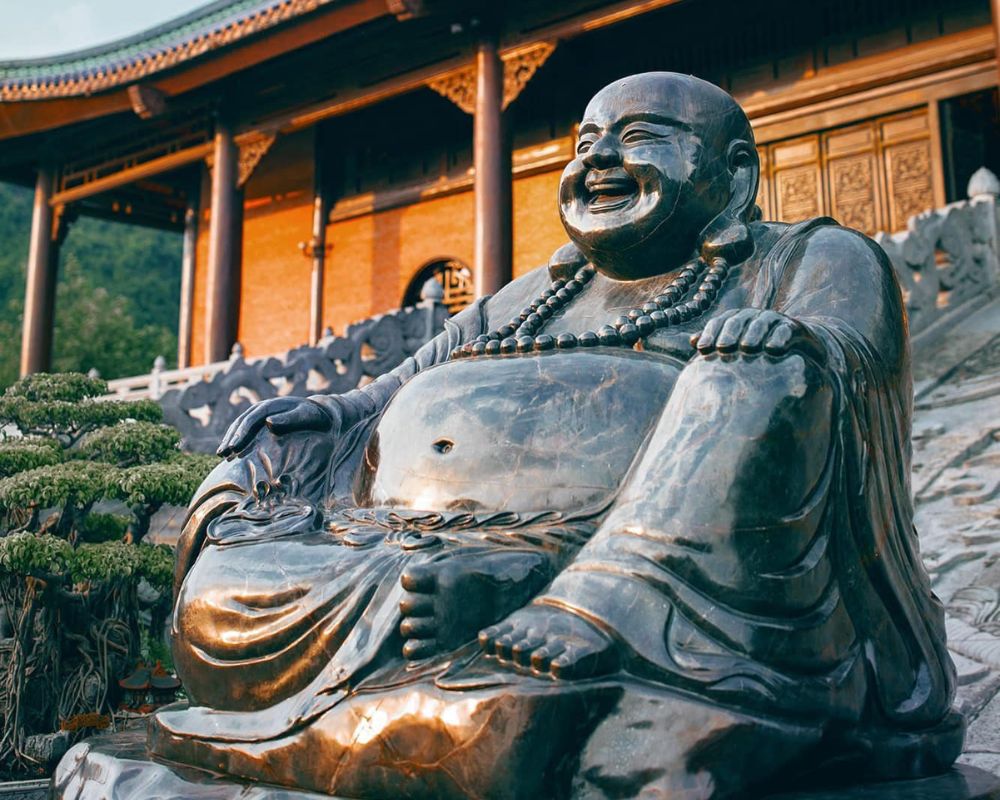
[473,33,513,298]
[177,186,200,369]
[19,167,58,376]
[204,120,241,364]
[993,0,1000,87]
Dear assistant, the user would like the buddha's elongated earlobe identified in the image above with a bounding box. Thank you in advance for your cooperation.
[699,139,758,264]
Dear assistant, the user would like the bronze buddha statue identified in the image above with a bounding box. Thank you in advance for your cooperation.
[55,72,966,799]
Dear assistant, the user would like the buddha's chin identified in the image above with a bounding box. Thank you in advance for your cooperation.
[562,196,667,260]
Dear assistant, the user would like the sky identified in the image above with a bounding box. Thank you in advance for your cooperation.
[0,0,209,61]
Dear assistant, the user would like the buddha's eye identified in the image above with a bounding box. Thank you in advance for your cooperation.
[577,138,596,155]
[621,127,668,145]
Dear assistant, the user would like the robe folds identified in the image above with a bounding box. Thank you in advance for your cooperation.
[161,219,956,773]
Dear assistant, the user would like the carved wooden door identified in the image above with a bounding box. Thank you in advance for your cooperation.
[756,107,937,235]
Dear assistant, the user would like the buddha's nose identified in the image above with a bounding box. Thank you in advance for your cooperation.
[582,136,620,169]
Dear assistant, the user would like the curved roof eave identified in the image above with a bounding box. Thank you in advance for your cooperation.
[0,0,344,102]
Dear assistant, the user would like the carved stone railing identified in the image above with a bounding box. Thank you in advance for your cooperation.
[156,288,448,453]
[876,167,1000,349]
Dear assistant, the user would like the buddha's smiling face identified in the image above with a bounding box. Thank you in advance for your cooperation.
[559,74,734,280]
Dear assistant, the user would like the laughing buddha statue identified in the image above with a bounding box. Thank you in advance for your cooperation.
[56,73,965,799]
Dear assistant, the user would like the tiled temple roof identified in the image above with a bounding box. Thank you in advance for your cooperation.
[0,0,340,102]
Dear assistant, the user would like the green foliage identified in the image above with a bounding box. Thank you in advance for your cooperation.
[0,440,62,479]
[0,395,161,435]
[107,454,216,508]
[0,181,181,391]
[78,421,179,467]
[75,513,129,543]
[4,372,107,403]
[0,461,115,512]
[135,543,174,591]
[0,532,73,577]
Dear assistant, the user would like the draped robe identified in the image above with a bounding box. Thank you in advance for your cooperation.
[152,219,959,797]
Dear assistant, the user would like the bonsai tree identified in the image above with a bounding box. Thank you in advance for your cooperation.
[0,373,215,775]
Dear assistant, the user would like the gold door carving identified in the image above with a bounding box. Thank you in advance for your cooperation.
[755,107,937,235]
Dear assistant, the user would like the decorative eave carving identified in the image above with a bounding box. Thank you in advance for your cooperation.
[428,41,556,114]
[237,132,277,188]
[385,0,425,21]
[128,84,168,119]
[205,131,277,187]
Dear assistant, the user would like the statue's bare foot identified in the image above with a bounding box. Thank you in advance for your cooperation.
[479,603,620,680]
[399,548,554,661]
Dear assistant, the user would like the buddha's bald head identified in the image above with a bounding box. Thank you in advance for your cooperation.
[560,72,759,279]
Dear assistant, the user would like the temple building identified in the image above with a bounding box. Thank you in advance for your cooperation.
[1,0,998,372]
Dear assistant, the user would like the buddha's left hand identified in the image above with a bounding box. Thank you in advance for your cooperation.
[692,308,826,363]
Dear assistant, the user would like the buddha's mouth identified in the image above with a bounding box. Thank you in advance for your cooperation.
[585,172,639,213]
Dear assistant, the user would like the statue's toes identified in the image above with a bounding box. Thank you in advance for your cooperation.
[549,637,618,681]
[478,621,513,654]
[402,637,438,660]
[511,634,545,667]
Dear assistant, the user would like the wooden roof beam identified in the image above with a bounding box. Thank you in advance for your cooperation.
[50,141,212,207]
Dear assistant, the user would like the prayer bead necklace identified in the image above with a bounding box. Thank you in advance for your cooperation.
[450,255,730,359]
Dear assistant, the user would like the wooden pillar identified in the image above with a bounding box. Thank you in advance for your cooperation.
[177,186,200,369]
[19,167,58,376]
[205,120,240,364]
[473,33,513,298]
[993,0,1000,87]
[309,131,328,345]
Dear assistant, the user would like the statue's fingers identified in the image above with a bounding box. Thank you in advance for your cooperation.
[763,321,795,355]
[403,638,437,660]
[399,592,433,617]
[715,309,758,352]
[267,404,329,435]
[494,633,519,661]
[218,407,267,455]
[400,616,435,640]
[739,311,780,353]
[693,309,739,352]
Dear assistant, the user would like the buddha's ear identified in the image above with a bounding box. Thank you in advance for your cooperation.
[698,139,758,263]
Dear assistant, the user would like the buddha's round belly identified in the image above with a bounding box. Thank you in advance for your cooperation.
[355,349,681,513]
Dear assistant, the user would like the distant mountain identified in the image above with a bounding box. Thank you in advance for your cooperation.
[0,181,182,389]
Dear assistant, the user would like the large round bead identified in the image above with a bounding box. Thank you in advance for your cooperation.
[650,310,667,326]
[484,340,502,355]
[597,325,620,346]
[525,313,543,329]
[576,266,594,282]
[642,301,659,315]
[500,337,518,354]
[545,296,562,309]
[471,341,488,355]
[519,306,534,321]
[578,330,599,347]
[516,335,535,353]
[635,315,655,335]
[613,315,630,328]
[555,333,578,349]
[692,291,711,310]
[627,308,643,322]
[474,334,491,345]
[541,289,555,300]
[565,279,582,293]
[556,288,573,302]
[497,324,516,339]
[619,323,640,345]
[551,279,566,291]
[537,304,554,320]
[534,334,556,351]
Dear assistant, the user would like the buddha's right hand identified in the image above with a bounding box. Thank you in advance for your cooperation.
[217,396,340,457]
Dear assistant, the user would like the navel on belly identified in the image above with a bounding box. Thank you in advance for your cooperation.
[355,349,681,513]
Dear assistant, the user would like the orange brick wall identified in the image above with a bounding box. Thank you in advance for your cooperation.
[323,167,566,333]
[190,151,568,360]
[236,131,314,357]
